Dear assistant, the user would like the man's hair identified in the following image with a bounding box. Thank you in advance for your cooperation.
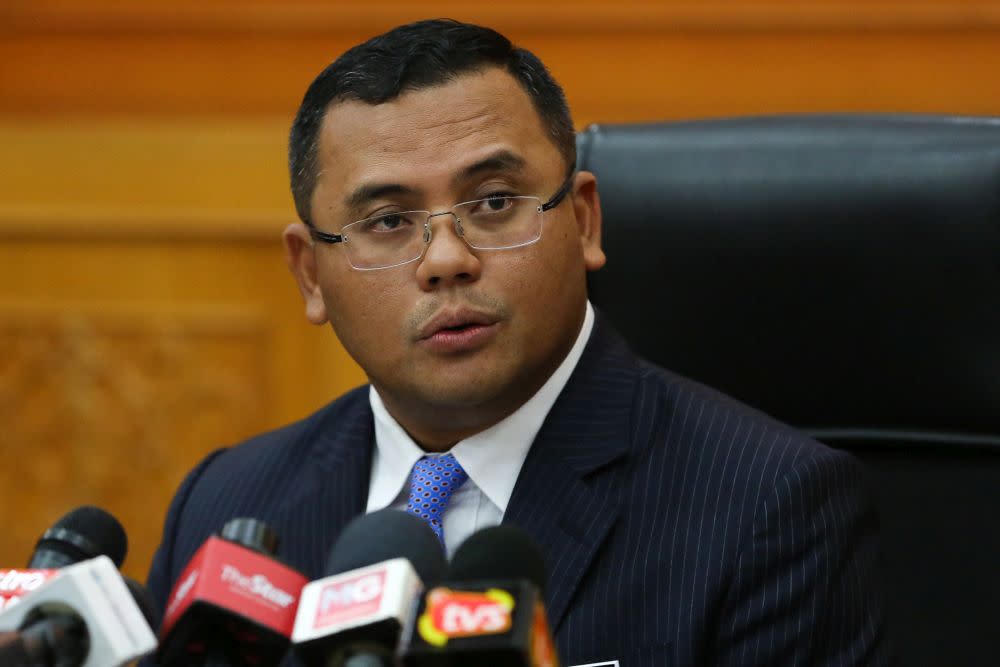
[288,19,577,224]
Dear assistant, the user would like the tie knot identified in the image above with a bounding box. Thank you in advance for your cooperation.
[405,453,469,543]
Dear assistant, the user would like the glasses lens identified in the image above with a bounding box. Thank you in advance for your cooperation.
[342,211,426,269]
[453,196,542,250]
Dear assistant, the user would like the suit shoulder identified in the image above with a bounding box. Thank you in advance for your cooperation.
[152,386,371,581]
[209,385,370,472]
[173,385,371,524]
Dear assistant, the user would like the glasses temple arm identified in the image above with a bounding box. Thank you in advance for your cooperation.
[540,170,577,212]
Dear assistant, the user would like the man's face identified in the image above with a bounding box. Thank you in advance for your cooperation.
[284,67,604,443]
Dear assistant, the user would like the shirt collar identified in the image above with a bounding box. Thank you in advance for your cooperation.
[367,301,595,514]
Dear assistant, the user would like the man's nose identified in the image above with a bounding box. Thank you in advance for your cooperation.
[415,213,482,290]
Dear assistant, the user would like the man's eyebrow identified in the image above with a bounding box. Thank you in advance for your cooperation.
[454,151,527,184]
[344,183,418,212]
[342,151,527,212]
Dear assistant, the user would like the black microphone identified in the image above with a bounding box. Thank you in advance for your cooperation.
[156,517,308,667]
[291,509,446,667]
[2,506,127,614]
[28,505,128,570]
[0,566,157,666]
[0,505,156,666]
[398,525,559,667]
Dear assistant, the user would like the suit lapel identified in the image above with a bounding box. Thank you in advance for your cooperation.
[273,395,375,578]
[504,317,638,630]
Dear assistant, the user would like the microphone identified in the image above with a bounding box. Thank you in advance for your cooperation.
[398,525,559,667]
[28,505,128,570]
[292,509,447,667]
[0,555,158,666]
[2,505,129,613]
[156,517,308,666]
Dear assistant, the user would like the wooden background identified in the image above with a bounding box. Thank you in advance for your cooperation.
[2,0,1000,580]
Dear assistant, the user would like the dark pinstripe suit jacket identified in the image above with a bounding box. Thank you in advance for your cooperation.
[147,316,888,666]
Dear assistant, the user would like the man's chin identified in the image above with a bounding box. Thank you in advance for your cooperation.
[410,380,509,410]
[385,373,525,419]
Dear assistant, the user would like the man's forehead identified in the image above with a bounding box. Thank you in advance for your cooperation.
[314,68,553,180]
[328,67,524,124]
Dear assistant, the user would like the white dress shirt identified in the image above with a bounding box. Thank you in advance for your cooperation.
[366,301,595,555]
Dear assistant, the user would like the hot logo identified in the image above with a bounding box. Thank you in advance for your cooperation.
[0,569,59,612]
[312,569,386,629]
[417,588,515,647]
[0,570,51,593]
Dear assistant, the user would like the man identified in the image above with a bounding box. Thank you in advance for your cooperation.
[147,19,888,665]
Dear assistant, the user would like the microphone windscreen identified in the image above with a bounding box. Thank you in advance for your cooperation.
[448,525,546,592]
[30,505,128,568]
[325,509,446,587]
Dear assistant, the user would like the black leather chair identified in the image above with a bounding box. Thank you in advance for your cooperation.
[580,115,1000,667]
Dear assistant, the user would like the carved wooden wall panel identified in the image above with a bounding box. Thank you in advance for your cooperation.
[0,230,366,577]
[0,303,269,576]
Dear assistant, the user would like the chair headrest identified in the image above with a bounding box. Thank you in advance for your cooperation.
[581,114,1000,436]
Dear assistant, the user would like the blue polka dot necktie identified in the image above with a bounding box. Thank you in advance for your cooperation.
[405,453,469,544]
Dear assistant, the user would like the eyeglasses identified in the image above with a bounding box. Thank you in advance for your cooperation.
[308,171,576,270]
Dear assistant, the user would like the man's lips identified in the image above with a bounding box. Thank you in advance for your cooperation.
[416,308,500,340]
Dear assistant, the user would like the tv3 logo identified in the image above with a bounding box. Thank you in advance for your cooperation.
[313,569,386,628]
[418,587,515,647]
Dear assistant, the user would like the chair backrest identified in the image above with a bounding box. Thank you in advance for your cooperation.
[580,115,1000,667]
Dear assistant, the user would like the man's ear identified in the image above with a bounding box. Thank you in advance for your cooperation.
[283,222,330,325]
[571,171,606,272]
